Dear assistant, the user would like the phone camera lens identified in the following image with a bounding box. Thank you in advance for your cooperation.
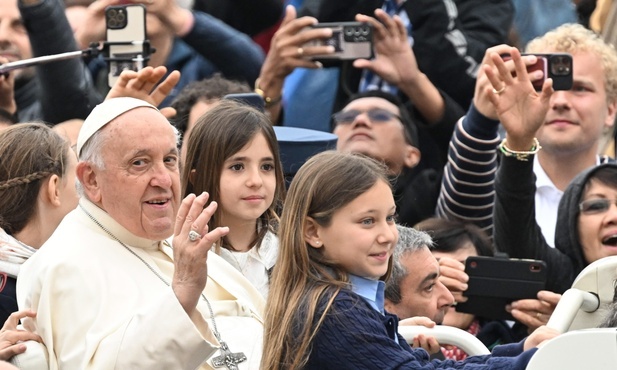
[344,27,354,37]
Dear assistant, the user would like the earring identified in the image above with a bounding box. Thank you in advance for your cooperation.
[315,241,321,246]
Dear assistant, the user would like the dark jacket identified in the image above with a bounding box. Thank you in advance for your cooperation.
[305,288,537,369]
[494,159,616,293]
[17,0,102,124]
[300,0,513,111]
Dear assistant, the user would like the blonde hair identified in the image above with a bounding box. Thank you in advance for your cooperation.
[526,23,617,102]
[261,151,392,370]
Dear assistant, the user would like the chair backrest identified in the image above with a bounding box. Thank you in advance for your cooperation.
[554,256,617,331]
[526,328,617,369]
[9,340,48,369]
[398,325,490,356]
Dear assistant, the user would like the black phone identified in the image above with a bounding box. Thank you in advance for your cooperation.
[105,4,147,87]
[455,256,547,321]
[303,22,373,61]
[223,93,265,112]
[502,53,573,91]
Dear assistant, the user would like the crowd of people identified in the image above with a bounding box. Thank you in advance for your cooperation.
[1,0,617,369]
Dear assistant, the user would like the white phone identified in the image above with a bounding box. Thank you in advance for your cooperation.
[105,4,147,87]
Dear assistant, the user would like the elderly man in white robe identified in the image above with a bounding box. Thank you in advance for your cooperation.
[16,97,265,369]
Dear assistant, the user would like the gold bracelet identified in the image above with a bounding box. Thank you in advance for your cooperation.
[254,78,282,108]
[498,138,541,162]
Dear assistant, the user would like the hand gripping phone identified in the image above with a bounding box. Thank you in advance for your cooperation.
[455,256,547,321]
[105,4,147,87]
[303,22,373,62]
[502,53,573,91]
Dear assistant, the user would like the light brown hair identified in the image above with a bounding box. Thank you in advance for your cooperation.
[0,123,71,234]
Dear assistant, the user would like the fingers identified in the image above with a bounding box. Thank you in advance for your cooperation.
[412,334,441,355]
[399,316,436,328]
[437,257,468,292]
[150,70,180,105]
[537,290,561,306]
[1,310,36,331]
[0,329,42,345]
[174,193,197,237]
[0,343,27,361]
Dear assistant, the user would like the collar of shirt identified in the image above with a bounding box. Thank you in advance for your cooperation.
[534,155,603,191]
[348,274,386,314]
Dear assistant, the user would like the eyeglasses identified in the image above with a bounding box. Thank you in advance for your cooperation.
[332,108,402,125]
[579,198,617,214]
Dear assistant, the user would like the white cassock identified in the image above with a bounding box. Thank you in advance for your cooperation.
[17,199,265,370]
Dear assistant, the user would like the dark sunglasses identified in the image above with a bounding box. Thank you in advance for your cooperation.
[332,108,401,125]
[579,198,617,214]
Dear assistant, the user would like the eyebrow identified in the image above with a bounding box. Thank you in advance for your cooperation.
[418,272,439,289]
[224,155,274,163]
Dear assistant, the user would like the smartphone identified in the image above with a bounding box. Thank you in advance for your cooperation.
[105,4,147,87]
[303,22,373,61]
[502,53,573,91]
[455,256,547,321]
[223,93,265,112]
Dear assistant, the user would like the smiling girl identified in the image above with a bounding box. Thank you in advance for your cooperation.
[261,150,556,370]
[181,100,285,297]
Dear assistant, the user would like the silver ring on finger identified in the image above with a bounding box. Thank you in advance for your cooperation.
[297,47,304,57]
[188,230,202,242]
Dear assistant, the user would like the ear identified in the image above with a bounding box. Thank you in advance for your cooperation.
[303,217,323,249]
[76,161,101,203]
[44,174,62,207]
[189,168,197,186]
[605,99,617,129]
[403,144,421,169]
[384,298,396,313]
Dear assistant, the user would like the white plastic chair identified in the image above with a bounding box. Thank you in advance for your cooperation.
[525,256,617,370]
[546,255,617,332]
[399,325,490,356]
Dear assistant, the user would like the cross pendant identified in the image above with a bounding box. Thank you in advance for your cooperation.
[211,341,247,370]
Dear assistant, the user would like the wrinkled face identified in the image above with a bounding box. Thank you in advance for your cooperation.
[312,180,398,279]
[333,97,413,174]
[387,248,454,323]
[0,0,33,81]
[578,179,617,264]
[432,242,478,330]
[218,132,277,229]
[538,51,616,156]
[90,108,181,240]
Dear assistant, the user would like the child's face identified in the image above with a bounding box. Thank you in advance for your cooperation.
[218,132,277,228]
[313,180,397,279]
[578,179,617,263]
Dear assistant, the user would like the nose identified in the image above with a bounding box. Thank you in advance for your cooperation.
[245,166,263,188]
[549,90,571,111]
[150,162,173,189]
[377,222,398,245]
[436,281,456,308]
[351,111,373,128]
[602,201,617,226]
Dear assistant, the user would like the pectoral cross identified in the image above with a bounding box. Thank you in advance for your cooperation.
[211,341,247,370]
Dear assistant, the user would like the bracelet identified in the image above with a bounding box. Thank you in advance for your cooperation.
[254,78,282,108]
[498,138,541,162]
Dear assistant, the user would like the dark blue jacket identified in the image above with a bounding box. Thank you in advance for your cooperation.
[305,288,537,369]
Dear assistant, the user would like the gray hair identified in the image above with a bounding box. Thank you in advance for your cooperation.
[385,225,434,304]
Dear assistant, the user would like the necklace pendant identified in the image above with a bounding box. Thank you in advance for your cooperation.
[211,341,247,370]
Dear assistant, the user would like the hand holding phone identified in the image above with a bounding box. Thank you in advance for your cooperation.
[105,4,148,88]
[302,22,373,62]
[455,256,547,321]
[502,53,573,91]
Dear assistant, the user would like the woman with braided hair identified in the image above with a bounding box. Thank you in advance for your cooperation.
[0,123,78,327]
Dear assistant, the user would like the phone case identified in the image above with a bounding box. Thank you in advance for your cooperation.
[304,22,373,62]
[455,256,547,321]
[106,4,147,87]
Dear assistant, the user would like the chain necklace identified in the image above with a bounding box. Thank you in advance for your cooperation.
[79,204,247,370]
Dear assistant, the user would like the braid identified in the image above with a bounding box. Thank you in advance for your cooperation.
[0,171,52,190]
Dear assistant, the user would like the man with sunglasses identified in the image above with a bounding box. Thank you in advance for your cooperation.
[332,89,462,226]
